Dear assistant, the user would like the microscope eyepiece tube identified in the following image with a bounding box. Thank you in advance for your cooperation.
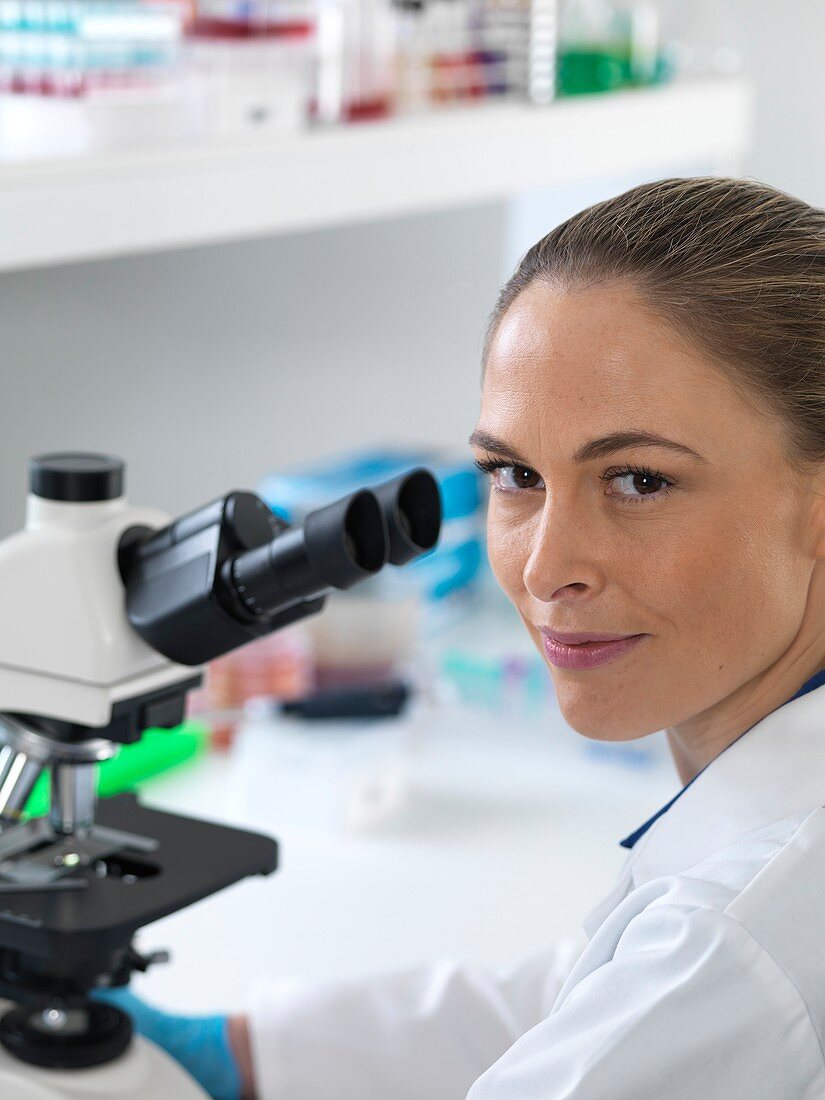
[372,468,442,565]
[303,488,388,585]
[226,489,388,621]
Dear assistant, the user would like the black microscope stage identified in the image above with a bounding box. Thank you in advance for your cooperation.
[0,793,278,982]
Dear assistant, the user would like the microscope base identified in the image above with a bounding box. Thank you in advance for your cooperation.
[0,998,131,1068]
[0,1004,207,1098]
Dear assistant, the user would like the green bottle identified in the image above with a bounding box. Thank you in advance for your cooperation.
[556,0,669,97]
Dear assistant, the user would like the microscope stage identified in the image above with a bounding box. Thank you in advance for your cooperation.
[0,794,278,974]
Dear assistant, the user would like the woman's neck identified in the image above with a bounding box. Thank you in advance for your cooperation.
[666,643,825,786]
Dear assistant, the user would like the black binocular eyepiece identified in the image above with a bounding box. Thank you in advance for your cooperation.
[374,468,443,566]
[225,467,442,622]
[121,467,442,666]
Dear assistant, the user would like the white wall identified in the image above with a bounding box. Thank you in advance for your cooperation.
[0,204,505,533]
[657,0,825,205]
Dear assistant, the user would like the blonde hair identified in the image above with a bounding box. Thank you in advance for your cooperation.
[484,176,825,475]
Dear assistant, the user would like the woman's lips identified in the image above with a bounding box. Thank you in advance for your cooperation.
[541,632,648,670]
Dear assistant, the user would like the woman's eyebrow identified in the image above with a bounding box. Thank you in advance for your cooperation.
[468,429,708,465]
[573,430,708,464]
[468,431,530,465]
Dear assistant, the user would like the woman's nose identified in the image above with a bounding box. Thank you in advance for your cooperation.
[522,498,604,604]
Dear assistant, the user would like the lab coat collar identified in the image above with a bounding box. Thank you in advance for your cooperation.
[582,679,825,937]
[617,665,825,852]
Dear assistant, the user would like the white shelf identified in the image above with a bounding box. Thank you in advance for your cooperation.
[0,76,752,272]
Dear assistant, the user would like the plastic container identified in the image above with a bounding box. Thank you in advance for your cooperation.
[185,35,311,135]
[311,0,396,123]
[0,0,186,98]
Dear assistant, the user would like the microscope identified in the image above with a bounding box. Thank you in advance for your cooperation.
[0,452,441,1098]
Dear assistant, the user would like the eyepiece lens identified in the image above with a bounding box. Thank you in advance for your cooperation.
[343,492,386,573]
[397,471,440,552]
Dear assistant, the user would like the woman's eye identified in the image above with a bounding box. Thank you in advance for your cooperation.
[603,466,674,504]
[493,465,544,491]
[474,458,673,503]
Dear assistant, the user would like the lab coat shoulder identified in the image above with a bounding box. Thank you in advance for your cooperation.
[468,807,825,1100]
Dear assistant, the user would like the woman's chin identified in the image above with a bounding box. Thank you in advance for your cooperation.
[552,682,662,742]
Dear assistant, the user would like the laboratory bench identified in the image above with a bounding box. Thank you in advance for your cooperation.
[133,602,680,1014]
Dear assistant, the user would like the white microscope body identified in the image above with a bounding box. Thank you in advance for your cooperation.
[0,489,194,728]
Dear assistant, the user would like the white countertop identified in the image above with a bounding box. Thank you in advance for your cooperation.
[132,638,679,1013]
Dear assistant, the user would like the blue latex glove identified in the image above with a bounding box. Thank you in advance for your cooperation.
[93,986,241,1100]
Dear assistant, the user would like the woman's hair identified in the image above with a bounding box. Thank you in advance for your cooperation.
[483,176,825,476]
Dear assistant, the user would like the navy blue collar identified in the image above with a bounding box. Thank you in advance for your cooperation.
[619,666,825,850]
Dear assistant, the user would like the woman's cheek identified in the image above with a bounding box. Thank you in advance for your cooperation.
[655,516,785,681]
[486,498,530,601]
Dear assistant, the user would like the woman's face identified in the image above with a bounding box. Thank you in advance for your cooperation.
[472,279,825,742]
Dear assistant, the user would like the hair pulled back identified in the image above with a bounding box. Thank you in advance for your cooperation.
[484,177,825,474]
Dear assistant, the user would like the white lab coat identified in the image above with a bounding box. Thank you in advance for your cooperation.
[247,680,825,1098]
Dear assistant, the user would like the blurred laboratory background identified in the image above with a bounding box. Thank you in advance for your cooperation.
[0,0,817,1010]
